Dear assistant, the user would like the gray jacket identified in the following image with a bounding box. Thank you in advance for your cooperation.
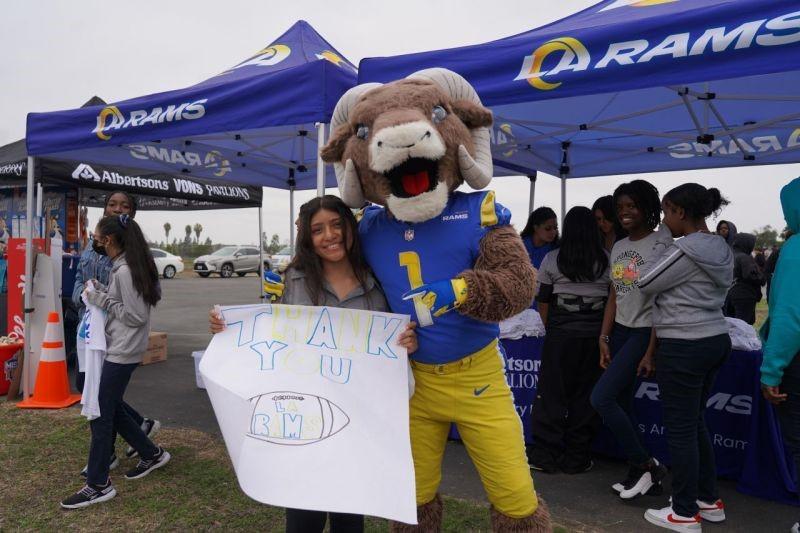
[281,267,388,311]
[638,233,733,340]
[84,254,152,364]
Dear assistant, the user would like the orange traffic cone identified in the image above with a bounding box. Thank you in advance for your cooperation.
[18,312,81,409]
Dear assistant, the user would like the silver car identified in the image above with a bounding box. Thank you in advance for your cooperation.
[193,246,271,278]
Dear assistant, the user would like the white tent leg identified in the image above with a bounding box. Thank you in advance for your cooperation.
[289,186,295,253]
[316,122,326,198]
[560,175,567,226]
[22,156,35,400]
[258,206,265,300]
[527,173,537,215]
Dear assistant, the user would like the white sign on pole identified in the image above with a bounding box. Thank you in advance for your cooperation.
[200,303,417,524]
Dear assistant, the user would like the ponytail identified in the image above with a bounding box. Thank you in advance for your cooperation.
[663,183,729,220]
[96,214,161,306]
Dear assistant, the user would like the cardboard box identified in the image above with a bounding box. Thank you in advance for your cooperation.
[142,331,167,365]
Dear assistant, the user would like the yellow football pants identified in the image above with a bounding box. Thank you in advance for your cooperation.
[409,339,538,518]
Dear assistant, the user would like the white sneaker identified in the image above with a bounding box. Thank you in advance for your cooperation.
[644,505,701,532]
[668,496,725,523]
[697,499,725,523]
[619,458,668,500]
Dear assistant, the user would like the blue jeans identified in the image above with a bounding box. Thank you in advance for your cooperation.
[777,353,800,495]
[656,334,730,518]
[86,361,159,486]
[590,323,651,465]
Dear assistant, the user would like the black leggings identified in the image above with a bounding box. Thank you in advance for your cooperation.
[285,508,364,533]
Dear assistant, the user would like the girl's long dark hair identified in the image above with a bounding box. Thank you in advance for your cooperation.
[288,195,370,306]
[96,215,160,307]
[520,206,558,241]
[592,195,627,239]
[557,206,609,282]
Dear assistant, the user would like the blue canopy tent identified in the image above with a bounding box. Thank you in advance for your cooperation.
[358,0,800,218]
[22,20,357,400]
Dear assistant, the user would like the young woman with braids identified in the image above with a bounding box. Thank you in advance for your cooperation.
[62,214,170,509]
[590,180,673,501]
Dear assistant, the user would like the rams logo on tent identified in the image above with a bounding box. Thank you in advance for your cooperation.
[248,391,350,446]
[234,44,291,69]
[599,0,678,12]
[514,37,590,91]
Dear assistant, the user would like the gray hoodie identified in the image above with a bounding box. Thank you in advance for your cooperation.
[638,232,733,339]
[84,254,152,364]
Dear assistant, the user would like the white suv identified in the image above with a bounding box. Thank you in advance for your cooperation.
[193,246,271,278]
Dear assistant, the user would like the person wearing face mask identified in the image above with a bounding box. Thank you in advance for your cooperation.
[72,192,160,478]
[62,214,170,509]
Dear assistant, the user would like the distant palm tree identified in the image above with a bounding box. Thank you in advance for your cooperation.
[193,223,203,243]
[164,222,171,242]
[184,224,192,244]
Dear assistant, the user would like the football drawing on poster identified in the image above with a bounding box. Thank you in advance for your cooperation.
[200,303,417,524]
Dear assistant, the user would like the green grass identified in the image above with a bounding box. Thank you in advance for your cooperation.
[755,300,768,332]
[0,402,546,532]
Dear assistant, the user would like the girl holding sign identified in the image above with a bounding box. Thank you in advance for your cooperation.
[62,214,170,509]
[211,195,417,533]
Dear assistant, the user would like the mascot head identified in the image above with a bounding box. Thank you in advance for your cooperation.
[320,68,493,223]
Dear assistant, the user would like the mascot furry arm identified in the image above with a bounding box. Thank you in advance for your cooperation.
[320,69,535,323]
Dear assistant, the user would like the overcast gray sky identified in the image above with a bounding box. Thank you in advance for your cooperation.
[2,0,794,248]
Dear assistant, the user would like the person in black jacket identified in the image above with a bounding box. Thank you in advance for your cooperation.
[724,233,765,324]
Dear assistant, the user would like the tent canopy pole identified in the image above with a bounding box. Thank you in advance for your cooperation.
[559,143,570,225]
[316,122,326,198]
[258,205,265,300]
[527,173,537,215]
[22,156,35,400]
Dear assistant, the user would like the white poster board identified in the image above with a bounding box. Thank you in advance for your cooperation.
[200,303,417,524]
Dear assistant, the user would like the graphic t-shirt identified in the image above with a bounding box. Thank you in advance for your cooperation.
[610,227,672,328]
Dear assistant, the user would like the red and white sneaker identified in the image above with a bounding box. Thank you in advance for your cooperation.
[644,506,702,532]
[697,499,725,523]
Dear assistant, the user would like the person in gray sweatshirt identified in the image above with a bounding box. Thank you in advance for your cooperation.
[637,184,734,532]
[62,214,170,510]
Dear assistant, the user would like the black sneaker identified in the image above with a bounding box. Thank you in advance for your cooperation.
[125,419,161,459]
[526,446,560,474]
[61,480,117,509]
[80,454,119,478]
[560,458,594,475]
[612,458,667,499]
[124,446,171,480]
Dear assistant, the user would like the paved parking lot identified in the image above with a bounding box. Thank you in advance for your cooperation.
[118,276,796,532]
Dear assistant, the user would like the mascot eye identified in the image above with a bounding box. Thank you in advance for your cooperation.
[356,124,370,140]
[431,105,447,124]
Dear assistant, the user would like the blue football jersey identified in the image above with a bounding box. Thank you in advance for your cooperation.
[359,191,512,364]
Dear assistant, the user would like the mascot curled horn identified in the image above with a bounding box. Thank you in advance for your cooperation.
[321,68,550,532]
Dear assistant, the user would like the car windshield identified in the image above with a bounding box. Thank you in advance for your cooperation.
[211,246,237,256]
[277,246,293,255]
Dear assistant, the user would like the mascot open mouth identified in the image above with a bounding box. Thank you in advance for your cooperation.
[385,157,439,198]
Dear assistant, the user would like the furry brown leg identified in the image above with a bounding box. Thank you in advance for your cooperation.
[490,497,552,533]
[389,493,443,532]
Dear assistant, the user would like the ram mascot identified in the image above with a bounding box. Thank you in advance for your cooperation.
[321,68,549,532]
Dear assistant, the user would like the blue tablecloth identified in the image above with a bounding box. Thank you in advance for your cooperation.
[452,335,798,505]
[505,336,798,505]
